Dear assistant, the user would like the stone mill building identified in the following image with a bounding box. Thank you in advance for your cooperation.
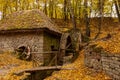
[0,9,61,65]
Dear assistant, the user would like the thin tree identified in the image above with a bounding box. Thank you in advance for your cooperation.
[44,0,47,15]
[67,0,76,29]
[84,0,90,37]
[64,0,68,21]
[117,0,120,8]
[94,0,103,39]
[36,0,40,9]
[49,0,54,18]
[114,0,120,22]
[15,0,18,11]
[2,1,8,18]
[78,0,81,19]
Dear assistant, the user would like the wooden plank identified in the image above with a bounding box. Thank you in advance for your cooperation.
[14,66,76,75]
[31,51,58,54]
[48,54,57,66]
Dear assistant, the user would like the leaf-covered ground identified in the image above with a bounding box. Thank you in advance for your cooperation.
[56,18,120,54]
[0,52,32,80]
[0,27,119,80]
[0,18,119,80]
[45,50,111,80]
[92,25,120,54]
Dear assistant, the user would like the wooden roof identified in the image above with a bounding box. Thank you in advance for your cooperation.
[0,9,61,34]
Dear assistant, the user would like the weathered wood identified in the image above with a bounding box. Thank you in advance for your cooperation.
[14,66,76,75]
[59,33,70,64]
[60,33,69,49]
[48,53,57,66]
[32,51,59,67]
[58,30,82,64]
[70,29,82,51]
[31,51,58,54]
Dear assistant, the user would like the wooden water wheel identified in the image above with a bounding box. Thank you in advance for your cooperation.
[15,46,31,60]
[58,29,82,64]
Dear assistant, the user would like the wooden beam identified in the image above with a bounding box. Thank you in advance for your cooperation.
[31,51,58,54]
[14,66,76,75]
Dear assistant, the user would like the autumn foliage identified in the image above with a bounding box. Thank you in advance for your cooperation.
[0,52,32,80]
[45,50,110,80]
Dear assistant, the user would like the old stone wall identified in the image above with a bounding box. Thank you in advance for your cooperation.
[84,45,120,80]
[101,53,120,80]
[84,51,102,71]
[0,31,61,66]
[0,32,44,62]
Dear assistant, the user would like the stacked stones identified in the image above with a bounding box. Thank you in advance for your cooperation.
[102,53,120,80]
[84,45,103,71]
[84,45,120,80]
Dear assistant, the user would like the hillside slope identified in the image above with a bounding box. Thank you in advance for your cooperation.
[45,50,111,80]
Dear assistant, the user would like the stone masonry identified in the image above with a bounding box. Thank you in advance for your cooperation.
[84,45,120,80]
[0,32,43,52]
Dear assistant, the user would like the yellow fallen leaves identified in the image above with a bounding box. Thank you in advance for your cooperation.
[45,50,110,80]
[93,27,120,53]
[0,52,32,80]
[2,72,30,80]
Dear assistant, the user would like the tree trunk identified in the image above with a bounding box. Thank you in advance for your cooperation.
[94,0,103,39]
[111,3,114,17]
[2,1,8,18]
[44,0,47,15]
[117,0,120,8]
[49,0,54,18]
[84,0,90,37]
[114,0,120,22]
[36,0,40,9]
[64,0,68,21]
[78,1,81,19]
[67,0,76,29]
[75,0,78,19]
[90,0,93,17]
[15,0,18,11]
